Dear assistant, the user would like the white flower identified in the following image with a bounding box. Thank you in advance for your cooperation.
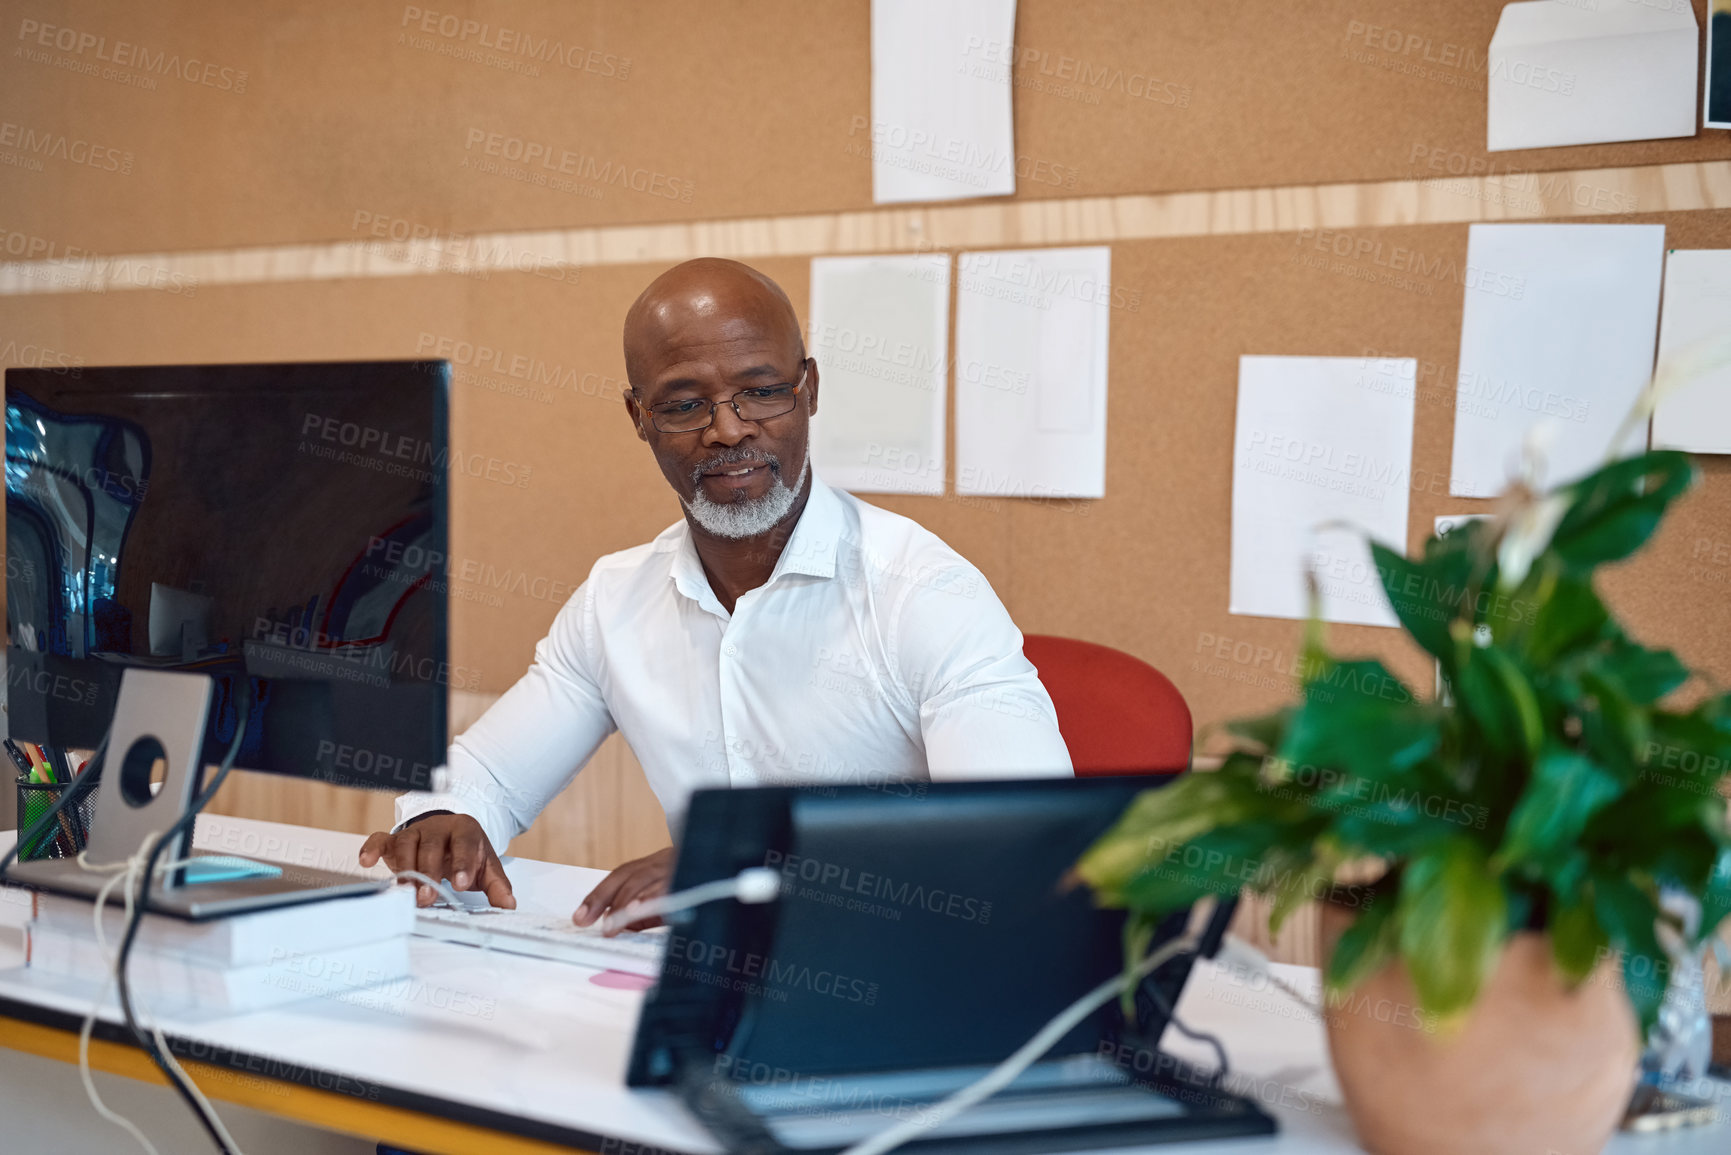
[1497,492,1567,590]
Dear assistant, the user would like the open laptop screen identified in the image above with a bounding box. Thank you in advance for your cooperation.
[629,777,1223,1084]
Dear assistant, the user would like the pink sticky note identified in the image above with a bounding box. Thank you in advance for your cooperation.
[590,970,656,991]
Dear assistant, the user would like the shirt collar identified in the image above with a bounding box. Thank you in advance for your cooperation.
[773,473,841,581]
[663,472,843,607]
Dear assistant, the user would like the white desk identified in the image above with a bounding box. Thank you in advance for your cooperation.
[2,815,1727,1155]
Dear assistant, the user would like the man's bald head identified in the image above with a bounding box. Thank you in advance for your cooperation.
[620,257,820,544]
[623,258,803,387]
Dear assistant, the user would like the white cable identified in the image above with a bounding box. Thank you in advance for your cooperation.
[392,869,460,901]
[836,935,1201,1155]
[1215,935,1321,1015]
[76,836,162,1155]
[72,832,247,1155]
[598,867,780,934]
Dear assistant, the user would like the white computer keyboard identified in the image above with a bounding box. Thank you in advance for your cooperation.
[413,906,668,978]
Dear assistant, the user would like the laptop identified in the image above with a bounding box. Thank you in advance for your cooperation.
[627,777,1276,1154]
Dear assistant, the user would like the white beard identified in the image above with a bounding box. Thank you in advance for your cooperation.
[683,454,810,540]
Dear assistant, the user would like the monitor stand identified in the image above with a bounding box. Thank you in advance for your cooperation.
[3,668,387,920]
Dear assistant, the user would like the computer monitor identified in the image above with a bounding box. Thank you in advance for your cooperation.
[5,360,450,793]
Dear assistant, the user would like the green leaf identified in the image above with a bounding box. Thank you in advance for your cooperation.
[1370,541,1467,662]
[1578,669,1650,777]
[1586,781,1724,866]
[1644,708,1731,790]
[1311,762,1489,851]
[1453,646,1543,760]
[1396,841,1509,1019]
[1324,888,1399,996]
[1549,452,1696,571]
[1267,850,1334,935]
[1119,824,1283,913]
[1495,746,1622,872]
[1699,849,1731,947]
[1601,642,1690,706]
[1076,769,1261,902]
[1554,505,1670,571]
[1591,873,1668,1035]
[1648,827,1722,893]
[1550,893,1610,985]
[1281,661,1440,783]
[1328,807,1459,861]
[1523,576,1611,667]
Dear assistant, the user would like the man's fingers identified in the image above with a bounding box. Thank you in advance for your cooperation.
[358,832,390,868]
[602,881,667,935]
[576,849,676,929]
[448,828,484,891]
[414,831,449,906]
[478,858,517,910]
[613,912,666,934]
[385,828,420,875]
[574,867,637,926]
[607,872,672,929]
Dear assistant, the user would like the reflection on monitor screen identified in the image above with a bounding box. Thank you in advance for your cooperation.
[4,360,450,791]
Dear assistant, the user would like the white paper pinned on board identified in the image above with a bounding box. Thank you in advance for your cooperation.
[954,246,1111,499]
[1229,356,1416,629]
[869,0,1018,204]
[1448,223,1665,498]
[1486,0,1699,151]
[807,254,951,495]
[1652,249,1731,454]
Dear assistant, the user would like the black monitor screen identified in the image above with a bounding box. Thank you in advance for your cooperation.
[4,360,450,791]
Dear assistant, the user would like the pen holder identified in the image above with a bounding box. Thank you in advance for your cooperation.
[15,773,97,862]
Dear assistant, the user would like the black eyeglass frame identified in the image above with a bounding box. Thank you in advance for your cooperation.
[633,359,811,434]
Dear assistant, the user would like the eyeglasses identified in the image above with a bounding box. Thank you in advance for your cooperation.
[637,361,809,433]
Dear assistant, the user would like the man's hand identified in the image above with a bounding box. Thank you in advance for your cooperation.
[358,813,517,909]
[574,847,676,935]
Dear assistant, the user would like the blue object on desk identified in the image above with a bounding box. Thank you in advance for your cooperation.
[180,856,283,885]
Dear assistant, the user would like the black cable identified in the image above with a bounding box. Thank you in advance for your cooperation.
[0,734,109,879]
[1138,974,1230,1085]
[113,681,252,1155]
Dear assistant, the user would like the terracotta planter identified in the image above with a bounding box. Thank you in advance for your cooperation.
[1320,904,1640,1155]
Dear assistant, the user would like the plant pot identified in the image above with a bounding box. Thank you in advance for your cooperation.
[1320,903,1640,1155]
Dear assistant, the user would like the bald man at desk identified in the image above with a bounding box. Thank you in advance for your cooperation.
[360,258,1071,928]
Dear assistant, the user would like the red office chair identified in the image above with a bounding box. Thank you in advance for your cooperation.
[1022,635,1192,776]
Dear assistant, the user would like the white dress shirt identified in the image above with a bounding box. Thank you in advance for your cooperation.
[396,476,1072,852]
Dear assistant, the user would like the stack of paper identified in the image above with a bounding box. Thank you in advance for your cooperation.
[26,885,414,1013]
[1487,0,1699,151]
[1449,224,1665,497]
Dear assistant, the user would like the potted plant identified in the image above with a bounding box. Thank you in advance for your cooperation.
[1076,447,1731,1155]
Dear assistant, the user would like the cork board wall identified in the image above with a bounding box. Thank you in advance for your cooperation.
[1,0,1727,255]
[4,210,1729,747]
